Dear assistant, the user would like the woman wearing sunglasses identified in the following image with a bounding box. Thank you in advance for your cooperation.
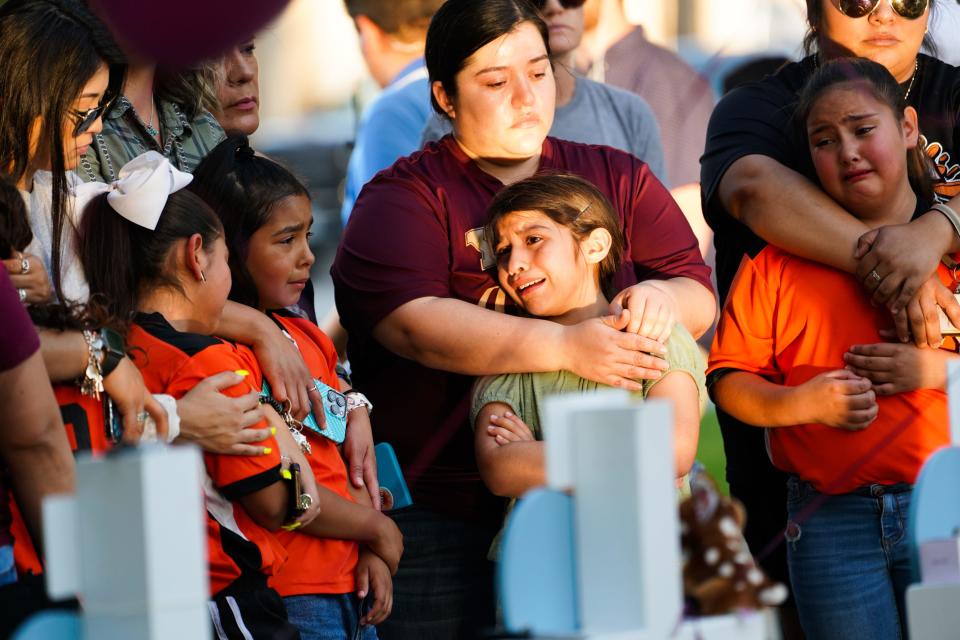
[333,0,714,637]
[701,0,959,636]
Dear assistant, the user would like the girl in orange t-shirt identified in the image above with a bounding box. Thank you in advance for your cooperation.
[709,58,955,640]
[190,135,402,640]
[80,160,301,640]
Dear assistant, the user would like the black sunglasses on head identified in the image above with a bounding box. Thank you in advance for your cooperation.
[532,0,587,10]
[832,0,928,20]
[70,85,120,136]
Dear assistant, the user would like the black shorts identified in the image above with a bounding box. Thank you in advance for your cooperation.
[210,573,301,640]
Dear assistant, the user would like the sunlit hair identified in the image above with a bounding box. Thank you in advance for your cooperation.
[80,189,223,327]
[485,173,624,299]
[425,0,550,117]
[0,0,125,301]
[344,0,445,40]
[188,135,311,310]
[797,56,933,204]
[803,0,937,56]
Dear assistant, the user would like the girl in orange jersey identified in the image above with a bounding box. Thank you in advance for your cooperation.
[190,135,401,640]
[79,158,308,639]
[709,57,957,640]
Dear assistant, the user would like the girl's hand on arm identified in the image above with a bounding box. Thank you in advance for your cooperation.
[355,550,393,626]
[561,312,668,391]
[610,281,677,343]
[176,371,273,455]
[486,410,534,446]
[844,342,956,395]
[103,357,168,443]
[216,301,323,422]
[343,405,380,510]
[475,402,545,497]
[3,252,51,305]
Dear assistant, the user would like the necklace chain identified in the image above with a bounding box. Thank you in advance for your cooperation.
[145,99,159,138]
[903,59,919,102]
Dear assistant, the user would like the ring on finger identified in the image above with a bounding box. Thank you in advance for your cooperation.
[17,288,26,303]
[18,253,29,275]
[869,269,882,283]
[136,411,149,424]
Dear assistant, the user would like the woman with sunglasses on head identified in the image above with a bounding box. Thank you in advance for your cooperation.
[422,0,666,183]
[701,0,960,634]
[333,0,714,637]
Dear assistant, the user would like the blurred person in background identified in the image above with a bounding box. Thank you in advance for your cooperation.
[702,0,960,636]
[213,38,261,136]
[340,0,444,227]
[422,0,666,184]
[578,0,715,260]
[926,0,960,65]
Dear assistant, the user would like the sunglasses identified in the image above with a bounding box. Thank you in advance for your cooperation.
[832,0,928,20]
[69,86,119,136]
[532,0,587,10]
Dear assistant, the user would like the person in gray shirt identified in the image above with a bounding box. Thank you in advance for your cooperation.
[421,0,665,183]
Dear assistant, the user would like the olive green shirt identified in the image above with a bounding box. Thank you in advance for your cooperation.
[470,324,706,559]
[79,96,225,182]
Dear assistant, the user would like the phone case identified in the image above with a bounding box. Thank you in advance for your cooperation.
[261,379,347,444]
[375,442,413,512]
[303,379,347,444]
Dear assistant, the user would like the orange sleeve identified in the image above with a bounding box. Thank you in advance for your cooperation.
[166,345,282,497]
[708,251,783,383]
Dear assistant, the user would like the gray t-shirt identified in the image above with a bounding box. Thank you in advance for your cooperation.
[421,75,666,183]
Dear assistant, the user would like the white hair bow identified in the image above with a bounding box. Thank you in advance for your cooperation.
[85,151,193,230]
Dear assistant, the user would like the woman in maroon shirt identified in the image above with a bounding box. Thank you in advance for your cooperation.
[332,0,715,637]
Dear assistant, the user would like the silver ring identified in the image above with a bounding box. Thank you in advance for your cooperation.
[136,411,149,424]
[18,254,29,275]
[17,288,26,303]
[869,269,882,283]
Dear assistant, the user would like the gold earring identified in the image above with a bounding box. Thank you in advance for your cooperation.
[200,270,206,283]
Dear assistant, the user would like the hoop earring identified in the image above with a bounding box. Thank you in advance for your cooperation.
[199,271,206,283]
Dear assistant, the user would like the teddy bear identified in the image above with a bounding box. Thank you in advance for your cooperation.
[679,466,788,616]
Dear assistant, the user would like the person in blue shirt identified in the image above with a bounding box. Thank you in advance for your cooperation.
[341,0,445,226]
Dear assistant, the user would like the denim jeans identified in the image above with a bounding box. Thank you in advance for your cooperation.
[375,506,498,640]
[785,476,913,640]
[284,593,378,640]
[0,545,15,587]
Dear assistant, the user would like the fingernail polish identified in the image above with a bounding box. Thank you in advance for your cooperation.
[263,447,272,455]
[270,426,277,436]
[235,369,250,377]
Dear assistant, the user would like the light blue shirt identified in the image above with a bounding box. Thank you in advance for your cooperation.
[341,58,433,226]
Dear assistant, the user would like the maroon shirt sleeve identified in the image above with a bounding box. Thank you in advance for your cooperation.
[621,155,713,292]
[331,166,453,336]
[0,269,39,372]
